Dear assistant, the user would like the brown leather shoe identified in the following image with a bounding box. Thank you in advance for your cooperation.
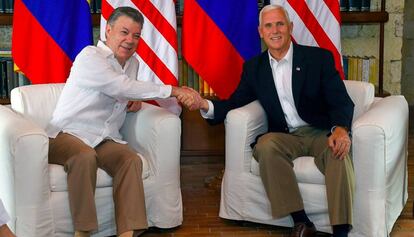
[290,222,317,237]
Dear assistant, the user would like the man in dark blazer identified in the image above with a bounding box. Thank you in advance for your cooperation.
[184,4,355,237]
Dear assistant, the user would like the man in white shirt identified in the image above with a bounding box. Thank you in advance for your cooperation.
[185,4,354,237]
[46,7,195,237]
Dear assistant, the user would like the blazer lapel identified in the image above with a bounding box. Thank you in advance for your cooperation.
[292,44,307,108]
[257,51,286,124]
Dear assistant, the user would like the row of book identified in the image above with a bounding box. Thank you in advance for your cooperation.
[0,0,13,13]
[340,0,372,12]
[343,55,378,84]
[178,59,215,97]
[0,53,31,99]
[90,0,102,14]
[175,0,269,15]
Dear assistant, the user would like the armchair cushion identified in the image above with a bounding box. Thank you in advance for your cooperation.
[49,157,150,192]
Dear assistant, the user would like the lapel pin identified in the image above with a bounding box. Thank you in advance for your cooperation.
[296,67,301,71]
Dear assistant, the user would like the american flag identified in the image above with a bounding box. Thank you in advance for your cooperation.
[101,0,181,115]
[270,0,344,79]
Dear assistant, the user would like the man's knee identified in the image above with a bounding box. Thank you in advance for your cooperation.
[118,154,143,171]
[65,150,97,172]
[254,133,288,158]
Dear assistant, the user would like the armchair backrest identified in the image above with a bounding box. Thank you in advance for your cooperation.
[10,83,65,129]
[343,81,375,122]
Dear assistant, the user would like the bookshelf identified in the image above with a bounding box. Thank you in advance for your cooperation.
[341,0,389,96]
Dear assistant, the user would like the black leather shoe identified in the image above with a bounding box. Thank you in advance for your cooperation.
[290,222,317,237]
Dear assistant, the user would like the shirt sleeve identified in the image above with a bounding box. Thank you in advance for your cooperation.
[200,99,215,119]
[0,199,10,226]
[70,47,172,101]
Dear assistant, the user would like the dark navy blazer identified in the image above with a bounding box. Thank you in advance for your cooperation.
[207,43,354,135]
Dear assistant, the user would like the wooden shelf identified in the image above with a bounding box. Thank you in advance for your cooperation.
[0,12,388,26]
[0,13,12,25]
[0,98,10,105]
[341,11,389,24]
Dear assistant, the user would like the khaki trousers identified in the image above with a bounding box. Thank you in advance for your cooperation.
[252,126,355,226]
[49,133,148,235]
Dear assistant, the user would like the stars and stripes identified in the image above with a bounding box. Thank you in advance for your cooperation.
[270,0,344,79]
[101,0,181,115]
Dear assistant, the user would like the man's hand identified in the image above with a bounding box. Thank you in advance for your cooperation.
[328,126,351,160]
[126,101,142,112]
[171,86,206,111]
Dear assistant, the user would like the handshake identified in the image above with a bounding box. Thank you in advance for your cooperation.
[171,86,208,111]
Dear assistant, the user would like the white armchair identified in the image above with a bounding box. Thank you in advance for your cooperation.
[0,83,183,237]
[220,80,408,237]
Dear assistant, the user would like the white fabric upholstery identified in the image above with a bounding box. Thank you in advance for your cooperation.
[220,81,408,236]
[0,84,183,237]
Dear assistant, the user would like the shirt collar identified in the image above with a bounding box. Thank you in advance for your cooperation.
[97,40,134,69]
[268,42,293,66]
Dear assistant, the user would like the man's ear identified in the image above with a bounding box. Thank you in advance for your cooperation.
[258,26,263,38]
[105,24,111,35]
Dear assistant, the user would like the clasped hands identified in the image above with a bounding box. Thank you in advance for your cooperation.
[171,86,206,111]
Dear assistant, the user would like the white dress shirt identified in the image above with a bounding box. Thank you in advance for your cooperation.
[46,41,172,148]
[269,43,308,132]
[202,43,308,132]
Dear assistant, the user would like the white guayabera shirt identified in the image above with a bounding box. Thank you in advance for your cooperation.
[0,198,10,226]
[46,41,172,148]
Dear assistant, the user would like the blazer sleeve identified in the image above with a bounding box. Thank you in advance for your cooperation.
[320,50,354,130]
[207,62,257,125]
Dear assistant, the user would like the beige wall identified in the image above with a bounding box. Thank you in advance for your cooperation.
[402,0,414,104]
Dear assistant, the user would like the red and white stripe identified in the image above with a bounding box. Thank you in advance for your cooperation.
[101,0,181,115]
[270,0,344,79]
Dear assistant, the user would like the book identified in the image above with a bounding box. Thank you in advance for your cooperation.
[187,64,193,89]
[340,0,349,12]
[369,56,378,85]
[5,58,15,96]
[203,79,210,96]
[361,0,370,11]
[95,0,101,13]
[0,0,4,14]
[348,0,362,11]
[4,0,12,13]
[362,57,370,82]
[342,55,349,80]
[182,60,188,88]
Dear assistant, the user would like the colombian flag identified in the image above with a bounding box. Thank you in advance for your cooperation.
[182,0,261,99]
[12,0,93,84]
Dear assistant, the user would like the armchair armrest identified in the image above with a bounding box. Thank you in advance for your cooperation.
[120,102,181,177]
[0,105,53,235]
[351,95,408,234]
[225,100,268,173]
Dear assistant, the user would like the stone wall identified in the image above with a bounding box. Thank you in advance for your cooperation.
[341,0,405,95]
[402,0,414,104]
